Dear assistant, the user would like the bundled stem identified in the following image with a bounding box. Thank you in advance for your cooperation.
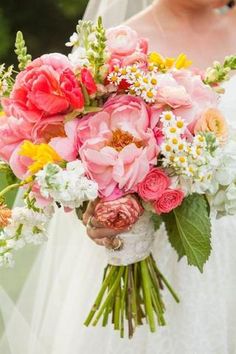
[84,254,179,338]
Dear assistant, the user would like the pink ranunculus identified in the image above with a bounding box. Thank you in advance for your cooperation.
[106,26,139,56]
[78,95,159,197]
[154,189,185,214]
[137,168,170,201]
[0,115,33,162]
[81,67,97,95]
[2,53,84,123]
[95,194,143,230]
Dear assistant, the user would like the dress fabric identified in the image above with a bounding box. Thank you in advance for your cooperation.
[1,77,236,354]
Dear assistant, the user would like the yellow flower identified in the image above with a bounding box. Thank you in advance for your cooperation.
[20,141,63,175]
[149,52,175,71]
[149,52,192,71]
[174,54,192,70]
[0,111,5,117]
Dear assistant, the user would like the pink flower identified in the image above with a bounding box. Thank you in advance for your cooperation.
[154,189,184,214]
[106,26,139,56]
[138,168,170,201]
[2,53,84,123]
[95,194,143,230]
[81,68,97,95]
[78,95,159,197]
[173,70,218,127]
[31,115,66,143]
[0,115,33,162]
[106,26,148,71]
[50,119,80,161]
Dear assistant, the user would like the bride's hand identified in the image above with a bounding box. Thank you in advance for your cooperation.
[83,201,121,248]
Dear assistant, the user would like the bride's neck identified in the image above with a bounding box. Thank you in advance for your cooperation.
[152,0,218,30]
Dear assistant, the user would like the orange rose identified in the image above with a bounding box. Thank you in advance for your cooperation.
[194,108,228,142]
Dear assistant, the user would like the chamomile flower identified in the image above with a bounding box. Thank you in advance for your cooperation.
[160,111,176,126]
[107,71,121,86]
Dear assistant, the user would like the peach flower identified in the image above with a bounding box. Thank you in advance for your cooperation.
[0,204,12,228]
[194,108,228,142]
[95,194,143,230]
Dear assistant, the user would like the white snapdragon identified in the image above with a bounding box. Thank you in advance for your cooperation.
[36,160,98,209]
[68,47,90,69]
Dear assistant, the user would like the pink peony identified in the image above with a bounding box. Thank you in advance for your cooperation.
[138,168,170,201]
[2,53,84,123]
[0,115,33,162]
[154,189,184,214]
[151,72,218,130]
[81,68,97,95]
[95,194,143,230]
[77,95,159,197]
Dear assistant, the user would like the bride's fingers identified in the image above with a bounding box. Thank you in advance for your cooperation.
[86,226,118,240]
[89,216,104,228]
[93,237,113,247]
[82,200,98,225]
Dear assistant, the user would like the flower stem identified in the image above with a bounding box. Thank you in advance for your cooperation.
[140,259,156,333]
[92,266,125,326]
[120,267,128,338]
[84,266,118,326]
[150,254,180,303]
[0,183,21,198]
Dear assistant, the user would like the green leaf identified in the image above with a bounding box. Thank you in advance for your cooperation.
[151,213,163,231]
[163,194,212,273]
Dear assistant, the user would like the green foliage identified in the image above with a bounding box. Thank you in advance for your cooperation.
[14,31,32,70]
[204,55,236,85]
[163,194,212,273]
[90,17,107,82]
[151,213,163,231]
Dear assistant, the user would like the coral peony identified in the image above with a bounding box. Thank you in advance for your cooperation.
[78,95,159,197]
[2,53,84,123]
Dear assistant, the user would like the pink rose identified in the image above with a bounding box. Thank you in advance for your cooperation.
[122,52,148,70]
[81,68,97,95]
[154,189,185,214]
[31,115,66,143]
[138,168,170,201]
[78,95,159,197]
[2,53,84,123]
[95,195,143,230]
[106,26,139,56]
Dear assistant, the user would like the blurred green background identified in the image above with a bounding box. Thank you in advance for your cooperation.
[0,0,89,341]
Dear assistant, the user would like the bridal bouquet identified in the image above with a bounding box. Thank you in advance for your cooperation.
[1,18,236,338]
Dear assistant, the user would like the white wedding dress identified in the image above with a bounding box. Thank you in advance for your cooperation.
[1,75,236,354]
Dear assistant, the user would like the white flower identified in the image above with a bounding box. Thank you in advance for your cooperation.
[36,162,98,209]
[65,32,79,47]
[68,47,89,69]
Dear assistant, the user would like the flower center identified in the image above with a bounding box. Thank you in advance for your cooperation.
[107,128,144,152]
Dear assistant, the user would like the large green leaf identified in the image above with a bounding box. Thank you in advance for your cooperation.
[163,194,212,273]
[151,213,163,231]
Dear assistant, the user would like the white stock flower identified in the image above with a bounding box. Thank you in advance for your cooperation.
[68,47,89,69]
[36,161,98,209]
